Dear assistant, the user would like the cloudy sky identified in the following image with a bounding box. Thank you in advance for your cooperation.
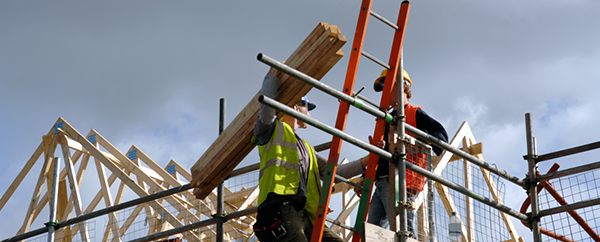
[1,1,600,241]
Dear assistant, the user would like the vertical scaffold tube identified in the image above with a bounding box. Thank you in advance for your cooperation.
[217,98,226,242]
[48,157,60,242]
[525,113,542,242]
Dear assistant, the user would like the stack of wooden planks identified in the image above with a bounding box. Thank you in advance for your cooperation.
[192,22,347,199]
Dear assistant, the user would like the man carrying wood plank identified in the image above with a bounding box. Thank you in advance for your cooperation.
[252,66,374,242]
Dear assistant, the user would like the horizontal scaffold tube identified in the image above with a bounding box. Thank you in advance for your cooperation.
[1,184,193,242]
[259,95,528,221]
[257,53,394,123]
[128,207,259,242]
[258,52,526,189]
[403,124,526,188]
[538,197,600,218]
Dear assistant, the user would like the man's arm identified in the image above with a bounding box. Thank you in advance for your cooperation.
[253,68,282,145]
[415,108,448,156]
[316,153,367,179]
[316,137,384,179]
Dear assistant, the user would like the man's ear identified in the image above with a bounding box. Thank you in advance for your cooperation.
[293,105,299,111]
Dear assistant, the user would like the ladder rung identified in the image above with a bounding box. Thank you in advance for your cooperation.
[335,174,366,192]
[370,11,399,31]
[361,51,390,70]
[326,217,359,233]
[353,93,382,110]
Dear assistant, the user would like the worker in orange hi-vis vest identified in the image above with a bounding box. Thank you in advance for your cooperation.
[356,69,448,237]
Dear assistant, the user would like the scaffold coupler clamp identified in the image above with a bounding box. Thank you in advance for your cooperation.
[523,171,541,191]
[526,212,541,230]
[398,134,415,146]
[45,221,59,229]
[397,230,413,239]
[396,201,416,212]
[392,114,406,126]
[213,212,228,222]
[391,152,406,166]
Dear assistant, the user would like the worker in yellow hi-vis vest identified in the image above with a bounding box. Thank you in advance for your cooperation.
[251,66,381,242]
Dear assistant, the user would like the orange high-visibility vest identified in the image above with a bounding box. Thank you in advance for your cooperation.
[404,103,428,193]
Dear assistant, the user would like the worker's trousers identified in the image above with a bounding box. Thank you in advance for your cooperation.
[367,177,415,235]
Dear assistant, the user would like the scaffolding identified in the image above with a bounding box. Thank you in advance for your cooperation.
[3,1,600,242]
[3,108,600,242]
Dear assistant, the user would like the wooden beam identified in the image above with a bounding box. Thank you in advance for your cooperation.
[18,136,56,235]
[59,135,91,242]
[434,182,468,242]
[0,119,58,212]
[95,157,122,241]
[462,137,474,242]
[191,22,346,199]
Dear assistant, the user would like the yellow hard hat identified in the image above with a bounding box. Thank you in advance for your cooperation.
[373,69,412,92]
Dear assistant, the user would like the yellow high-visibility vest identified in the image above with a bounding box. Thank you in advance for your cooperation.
[256,120,321,223]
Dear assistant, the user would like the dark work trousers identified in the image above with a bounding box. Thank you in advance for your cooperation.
[257,203,343,242]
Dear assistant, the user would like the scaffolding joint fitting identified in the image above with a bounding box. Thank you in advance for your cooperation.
[212,213,228,221]
[396,201,416,211]
[393,115,406,126]
[391,152,406,165]
[522,154,538,161]
[399,134,415,146]
[397,230,414,238]
[525,212,540,229]
[45,221,59,229]
[523,173,539,190]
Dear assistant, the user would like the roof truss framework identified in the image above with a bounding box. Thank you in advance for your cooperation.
[0,118,259,241]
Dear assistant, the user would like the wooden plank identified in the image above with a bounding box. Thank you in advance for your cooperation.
[331,194,360,235]
[61,147,91,223]
[60,135,91,242]
[417,202,429,242]
[458,130,521,242]
[95,158,122,241]
[90,130,202,224]
[475,150,521,242]
[0,120,58,211]
[434,182,468,242]
[18,137,56,235]
[191,22,346,199]
[463,141,474,242]
[364,222,395,242]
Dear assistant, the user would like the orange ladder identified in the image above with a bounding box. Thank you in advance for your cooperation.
[310,1,412,242]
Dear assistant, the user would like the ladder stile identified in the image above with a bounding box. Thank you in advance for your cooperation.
[310,0,375,241]
[311,1,412,242]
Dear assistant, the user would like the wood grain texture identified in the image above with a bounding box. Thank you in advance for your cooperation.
[191,22,346,199]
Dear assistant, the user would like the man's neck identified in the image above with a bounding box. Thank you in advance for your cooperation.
[281,117,298,132]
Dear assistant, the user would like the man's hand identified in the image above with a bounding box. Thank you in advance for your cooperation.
[354,177,364,197]
[355,136,385,197]
[369,135,385,149]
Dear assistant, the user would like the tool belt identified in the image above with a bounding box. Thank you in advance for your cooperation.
[253,200,294,242]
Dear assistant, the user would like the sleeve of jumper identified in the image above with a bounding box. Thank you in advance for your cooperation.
[253,75,281,145]
[415,108,448,156]
[317,153,328,178]
[317,152,366,179]
[257,75,281,125]
[336,158,367,179]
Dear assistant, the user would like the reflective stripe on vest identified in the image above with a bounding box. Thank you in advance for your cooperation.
[257,120,321,223]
